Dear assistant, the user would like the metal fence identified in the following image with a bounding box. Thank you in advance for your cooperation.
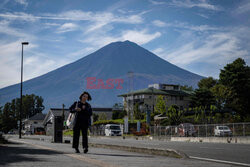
[149,122,250,138]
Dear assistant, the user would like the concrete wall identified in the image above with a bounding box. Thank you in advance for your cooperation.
[171,136,250,144]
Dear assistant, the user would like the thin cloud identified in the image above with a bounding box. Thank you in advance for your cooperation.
[152,20,167,27]
[169,0,221,11]
[121,29,161,45]
[234,1,250,15]
[163,31,248,66]
[149,0,166,5]
[0,20,34,39]
[0,10,143,23]
[0,12,38,22]
[80,29,161,47]
[0,41,69,88]
[165,21,218,32]
[15,0,28,7]
[57,23,78,33]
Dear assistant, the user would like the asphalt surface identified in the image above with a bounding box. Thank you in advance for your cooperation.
[89,137,250,165]
[1,135,238,167]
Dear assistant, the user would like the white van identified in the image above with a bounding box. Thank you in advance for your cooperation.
[104,124,122,136]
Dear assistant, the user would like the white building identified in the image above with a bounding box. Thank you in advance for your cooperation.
[23,113,46,134]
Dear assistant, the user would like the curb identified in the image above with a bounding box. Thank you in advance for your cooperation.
[89,143,187,159]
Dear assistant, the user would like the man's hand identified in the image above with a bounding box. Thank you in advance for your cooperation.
[75,108,81,112]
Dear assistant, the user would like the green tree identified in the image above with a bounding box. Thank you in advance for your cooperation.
[112,110,126,119]
[154,95,167,115]
[0,94,44,132]
[167,105,184,125]
[219,58,250,118]
[211,84,232,110]
[180,85,194,91]
[98,113,107,121]
[93,113,99,122]
[190,89,216,109]
[1,103,17,133]
[133,103,144,120]
[198,77,217,89]
[22,94,44,118]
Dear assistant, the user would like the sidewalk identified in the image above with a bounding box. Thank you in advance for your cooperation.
[5,135,186,158]
[1,135,236,167]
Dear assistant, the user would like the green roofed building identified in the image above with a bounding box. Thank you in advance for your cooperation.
[118,83,193,114]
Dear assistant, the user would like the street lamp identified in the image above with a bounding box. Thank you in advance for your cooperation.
[19,42,29,139]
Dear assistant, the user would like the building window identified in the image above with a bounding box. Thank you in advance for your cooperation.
[180,96,184,100]
[34,121,38,124]
[149,96,151,99]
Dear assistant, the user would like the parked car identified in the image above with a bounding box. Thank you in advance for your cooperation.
[104,124,122,136]
[178,123,196,137]
[214,126,232,137]
[7,131,15,134]
[34,127,46,135]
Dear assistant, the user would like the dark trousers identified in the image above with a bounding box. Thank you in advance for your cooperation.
[72,125,88,149]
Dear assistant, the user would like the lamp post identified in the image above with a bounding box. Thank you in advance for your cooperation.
[19,42,29,139]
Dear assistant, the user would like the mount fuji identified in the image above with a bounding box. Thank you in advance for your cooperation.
[0,40,203,112]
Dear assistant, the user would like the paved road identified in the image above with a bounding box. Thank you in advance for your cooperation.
[89,137,250,165]
[1,136,236,167]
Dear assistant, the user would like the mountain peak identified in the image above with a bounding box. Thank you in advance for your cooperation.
[107,40,138,47]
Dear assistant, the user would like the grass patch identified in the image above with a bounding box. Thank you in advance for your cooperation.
[63,130,73,136]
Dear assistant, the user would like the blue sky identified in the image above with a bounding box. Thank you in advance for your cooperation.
[0,0,249,89]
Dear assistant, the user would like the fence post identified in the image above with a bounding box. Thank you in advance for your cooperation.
[165,126,167,138]
[198,125,199,137]
[206,124,207,138]
[170,126,172,137]
[233,123,234,137]
[243,123,245,136]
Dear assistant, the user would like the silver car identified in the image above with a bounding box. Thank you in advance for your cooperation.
[214,126,232,137]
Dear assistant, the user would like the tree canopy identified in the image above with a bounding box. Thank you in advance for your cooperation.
[0,94,44,133]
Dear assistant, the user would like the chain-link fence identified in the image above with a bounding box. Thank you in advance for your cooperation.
[150,122,250,138]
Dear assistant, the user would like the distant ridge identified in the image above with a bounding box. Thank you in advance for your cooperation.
[0,40,203,112]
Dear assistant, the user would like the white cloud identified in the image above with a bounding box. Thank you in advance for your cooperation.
[0,40,29,88]
[0,12,38,22]
[121,29,161,45]
[152,20,167,27]
[169,0,221,11]
[165,21,218,32]
[79,29,161,47]
[149,0,166,5]
[15,0,28,7]
[161,31,248,66]
[234,1,250,15]
[0,10,144,34]
[0,20,35,41]
[197,13,210,19]
[57,23,78,33]
[152,47,165,55]
[22,54,68,81]
[150,28,249,78]
[0,40,70,88]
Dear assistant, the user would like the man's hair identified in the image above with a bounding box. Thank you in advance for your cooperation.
[79,91,92,101]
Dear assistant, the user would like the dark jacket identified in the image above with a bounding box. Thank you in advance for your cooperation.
[69,101,92,128]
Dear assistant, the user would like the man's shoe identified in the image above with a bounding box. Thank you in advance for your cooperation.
[83,148,88,154]
[75,148,80,153]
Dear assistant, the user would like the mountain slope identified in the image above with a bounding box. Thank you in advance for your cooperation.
[0,41,203,111]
